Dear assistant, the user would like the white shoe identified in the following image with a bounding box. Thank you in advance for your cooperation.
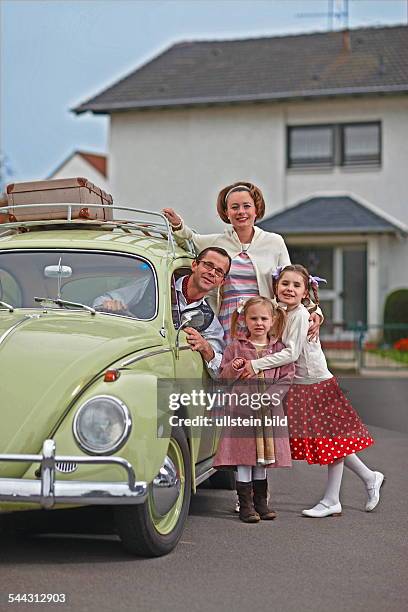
[302,501,342,518]
[234,500,240,513]
[365,471,385,512]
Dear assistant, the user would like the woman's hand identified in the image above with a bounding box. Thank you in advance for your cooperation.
[162,208,182,228]
[308,312,322,341]
[232,357,245,370]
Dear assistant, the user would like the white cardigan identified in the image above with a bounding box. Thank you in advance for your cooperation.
[173,221,290,313]
[252,304,331,384]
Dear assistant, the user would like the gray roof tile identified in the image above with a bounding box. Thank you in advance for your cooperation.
[257,196,406,235]
[74,25,408,114]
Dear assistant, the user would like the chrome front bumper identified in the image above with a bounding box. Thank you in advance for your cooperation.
[0,440,148,509]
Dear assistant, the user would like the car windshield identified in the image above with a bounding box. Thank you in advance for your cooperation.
[0,250,157,320]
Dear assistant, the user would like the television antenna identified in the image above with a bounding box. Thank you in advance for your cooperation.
[297,0,349,31]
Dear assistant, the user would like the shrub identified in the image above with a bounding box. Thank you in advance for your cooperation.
[384,289,408,344]
[394,338,408,352]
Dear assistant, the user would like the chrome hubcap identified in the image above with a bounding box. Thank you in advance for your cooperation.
[151,455,181,516]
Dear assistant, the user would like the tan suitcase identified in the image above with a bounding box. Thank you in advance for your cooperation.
[4,177,113,223]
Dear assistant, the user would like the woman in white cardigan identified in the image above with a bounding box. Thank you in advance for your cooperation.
[163,181,320,341]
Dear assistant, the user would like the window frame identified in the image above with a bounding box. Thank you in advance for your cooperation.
[340,121,382,167]
[287,121,382,169]
[170,267,192,330]
[0,248,159,321]
[287,124,335,168]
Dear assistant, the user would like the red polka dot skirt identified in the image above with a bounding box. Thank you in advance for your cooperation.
[284,377,374,465]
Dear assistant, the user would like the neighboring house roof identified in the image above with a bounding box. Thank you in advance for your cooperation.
[48,151,107,178]
[74,25,408,114]
[78,152,107,176]
[257,196,407,236]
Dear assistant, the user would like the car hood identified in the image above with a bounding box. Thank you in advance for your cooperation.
[0,310,162,469]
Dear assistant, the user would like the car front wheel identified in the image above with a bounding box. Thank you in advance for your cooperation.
[114,426,191,557]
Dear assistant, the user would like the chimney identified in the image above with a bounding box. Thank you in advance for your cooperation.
[342,29,351,52]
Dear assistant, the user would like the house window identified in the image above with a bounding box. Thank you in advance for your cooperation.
[287,122,381,168]
[287,125,334,167]
[341,122,381,166]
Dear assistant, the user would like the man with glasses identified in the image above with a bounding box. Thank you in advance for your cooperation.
[174,247,231,376]
[94,247,231,376]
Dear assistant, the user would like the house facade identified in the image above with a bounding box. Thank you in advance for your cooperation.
[74,25,408,331]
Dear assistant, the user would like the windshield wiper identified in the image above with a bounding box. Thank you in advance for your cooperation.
[34,297,96,315]
[0,300,14,312]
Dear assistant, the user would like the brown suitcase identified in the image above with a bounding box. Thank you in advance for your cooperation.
[4,177,113,223]
[0,192,8,224]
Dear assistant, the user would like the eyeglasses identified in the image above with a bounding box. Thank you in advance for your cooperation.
[198,260,226,279]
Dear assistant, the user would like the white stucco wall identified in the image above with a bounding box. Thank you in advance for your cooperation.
[377,234,408,316]
[284,97,408,225]
[108,95,408,326]
[110,104,287,233]
[110,95,408,232]
[50,155,110,194]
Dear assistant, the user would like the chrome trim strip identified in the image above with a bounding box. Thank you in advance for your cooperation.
[195,467,216,487]
[121,345,191,367]
[121,347,173,367]
[0,440,147,508]
[0,314,42,348]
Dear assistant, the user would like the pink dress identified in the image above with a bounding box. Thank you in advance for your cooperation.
[213,338,294,468]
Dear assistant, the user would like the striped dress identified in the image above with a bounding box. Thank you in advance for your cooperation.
[218,251,259,342]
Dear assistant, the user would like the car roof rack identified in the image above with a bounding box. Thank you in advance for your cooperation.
[0,203,196,258]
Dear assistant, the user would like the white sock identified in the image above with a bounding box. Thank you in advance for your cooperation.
[321,459,344,506]
[237,465,252,482]
[344,453,375,487]
[252,466,267,480]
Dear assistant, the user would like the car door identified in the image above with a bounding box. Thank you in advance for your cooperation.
[169,264,216,462]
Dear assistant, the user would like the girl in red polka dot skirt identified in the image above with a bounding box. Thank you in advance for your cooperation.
[239,264,384,518]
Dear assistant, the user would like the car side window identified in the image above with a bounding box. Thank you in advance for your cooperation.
[171,268,191,329]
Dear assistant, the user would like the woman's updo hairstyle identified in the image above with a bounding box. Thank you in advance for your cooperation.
[216,181,266,224]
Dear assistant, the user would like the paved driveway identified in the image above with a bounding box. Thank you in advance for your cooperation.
[0,424,406,612]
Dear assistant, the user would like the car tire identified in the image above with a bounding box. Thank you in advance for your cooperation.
[114,426,191,557]
[208,470,236,490]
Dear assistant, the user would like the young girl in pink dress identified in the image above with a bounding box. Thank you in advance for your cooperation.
[213,296,294,523]
[238,265,384,518]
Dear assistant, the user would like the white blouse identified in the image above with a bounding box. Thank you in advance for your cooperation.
[251,304,333,385]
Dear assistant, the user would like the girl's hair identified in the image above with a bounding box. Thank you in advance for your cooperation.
[230,296,286,340]
[216,181,266,224]
[272,264,320,311]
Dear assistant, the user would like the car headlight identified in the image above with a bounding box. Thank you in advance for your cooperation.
[73,395,132,455]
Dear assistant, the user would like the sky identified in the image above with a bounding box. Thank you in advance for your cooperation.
[1,0,407,185]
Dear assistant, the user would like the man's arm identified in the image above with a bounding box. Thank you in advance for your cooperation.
[184,314,225,378]
[92,276,150,312]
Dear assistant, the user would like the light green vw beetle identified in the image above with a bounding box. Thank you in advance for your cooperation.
[0,204,231,557]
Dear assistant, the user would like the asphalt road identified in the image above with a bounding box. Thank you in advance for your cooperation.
[0,424,406,612]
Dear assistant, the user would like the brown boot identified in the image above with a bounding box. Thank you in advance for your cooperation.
[252,479,277,520]
[236,481,260,523]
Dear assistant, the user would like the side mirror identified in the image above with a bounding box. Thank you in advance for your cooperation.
[175,309,205,359]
